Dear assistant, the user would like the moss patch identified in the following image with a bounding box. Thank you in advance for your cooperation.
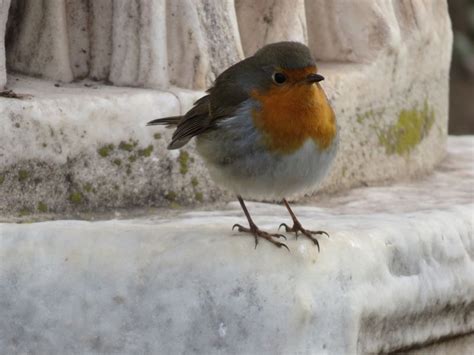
[18,170,29,182]
[178,150,190,175]
[195,192,203,202]
[98,144,114,157]
[138,145,154,157]
[356,109,384,125]
[169,201,181,209]
[83,183,93,193]
[153,132,162,140]
[378,101,435,155]
[191,177,199,187]
[19,207,31,216]
[37,201,48,213]
[165,191,177,201]
[0,175,4,185]
[69,192,83,204]
[119,140,138,152]
[113,158,122,166]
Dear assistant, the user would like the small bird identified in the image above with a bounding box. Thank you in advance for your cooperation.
[148,42,338,251]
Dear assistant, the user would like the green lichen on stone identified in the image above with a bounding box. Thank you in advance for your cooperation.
[0,175,4,185]
[119,141,133,152]
[178,150,190,175]
[128,155,137,163]
[113,158,122,166]
[356,109,384,124]
[153,132,162,140]
[18,170,29,182]
[69,192,83,204]
[19,207,31,216]
[119,139,138,152]
[341,166,348,178]
[378,101,435,155]
[98,144,114,157]
[191,177,199,187]
[83,183,93,193]
[37,201,48,213]
[356,110,372,124]
[195,192,203,202]
[165,191,177,201]
[138,145,154,157]
[169,201,181,209]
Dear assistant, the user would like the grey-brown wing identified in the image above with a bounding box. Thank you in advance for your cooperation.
[167,95,213,149]
[168,58,256,149]
[168,93,248,150]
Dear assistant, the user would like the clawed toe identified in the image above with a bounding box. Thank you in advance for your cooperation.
[232,223,289,251]
[232,223,245,232]
[278,223,291,233]
[279,221,328,252]
[311,230,330,238]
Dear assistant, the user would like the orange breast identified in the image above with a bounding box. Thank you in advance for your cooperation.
[251,67,336,154]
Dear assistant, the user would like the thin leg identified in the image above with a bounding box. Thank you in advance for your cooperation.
[279,198,329,252]
[233,195,289,251]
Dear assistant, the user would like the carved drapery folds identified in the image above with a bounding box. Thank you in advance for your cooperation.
[235,0,307,57]
[2,0,245,90]
[1,0,451,90]
[0,0,11,88]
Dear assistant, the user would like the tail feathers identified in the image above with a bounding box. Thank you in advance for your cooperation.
[146,116,181,127]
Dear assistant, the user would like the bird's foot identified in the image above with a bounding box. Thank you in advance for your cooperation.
[279,220,328,252]
[232,223,289,251]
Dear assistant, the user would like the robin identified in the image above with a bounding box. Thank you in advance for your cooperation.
[148,41,338,251]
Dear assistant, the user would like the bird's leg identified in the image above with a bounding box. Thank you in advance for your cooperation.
[232,195,289,251]
[279,198,329,252]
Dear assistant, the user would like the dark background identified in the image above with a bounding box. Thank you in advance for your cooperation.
[448,0,474,134]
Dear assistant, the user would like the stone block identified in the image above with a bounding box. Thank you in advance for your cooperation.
[0,76,226,215]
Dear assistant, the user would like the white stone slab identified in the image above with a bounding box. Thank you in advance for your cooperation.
[0,137,472,354]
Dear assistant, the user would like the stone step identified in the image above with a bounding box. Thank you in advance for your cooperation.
[0,136,472,354]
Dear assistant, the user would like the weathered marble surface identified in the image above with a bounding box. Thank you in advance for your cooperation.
[0,136,472,354]
[0,75,221,215]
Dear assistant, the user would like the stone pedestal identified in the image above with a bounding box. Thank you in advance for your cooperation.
[0,1,453,213]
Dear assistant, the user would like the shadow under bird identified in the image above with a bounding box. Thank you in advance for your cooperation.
[148,41,338,251]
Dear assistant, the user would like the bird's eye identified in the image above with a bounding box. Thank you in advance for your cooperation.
[272,72,287,84]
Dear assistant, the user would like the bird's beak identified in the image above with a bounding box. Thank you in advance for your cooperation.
[306,73,325,84]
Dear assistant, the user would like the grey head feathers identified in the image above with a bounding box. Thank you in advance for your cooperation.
[253,41,316,70]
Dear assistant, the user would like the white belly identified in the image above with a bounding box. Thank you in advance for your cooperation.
[195,100,338,201]
[197,135,337,201]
